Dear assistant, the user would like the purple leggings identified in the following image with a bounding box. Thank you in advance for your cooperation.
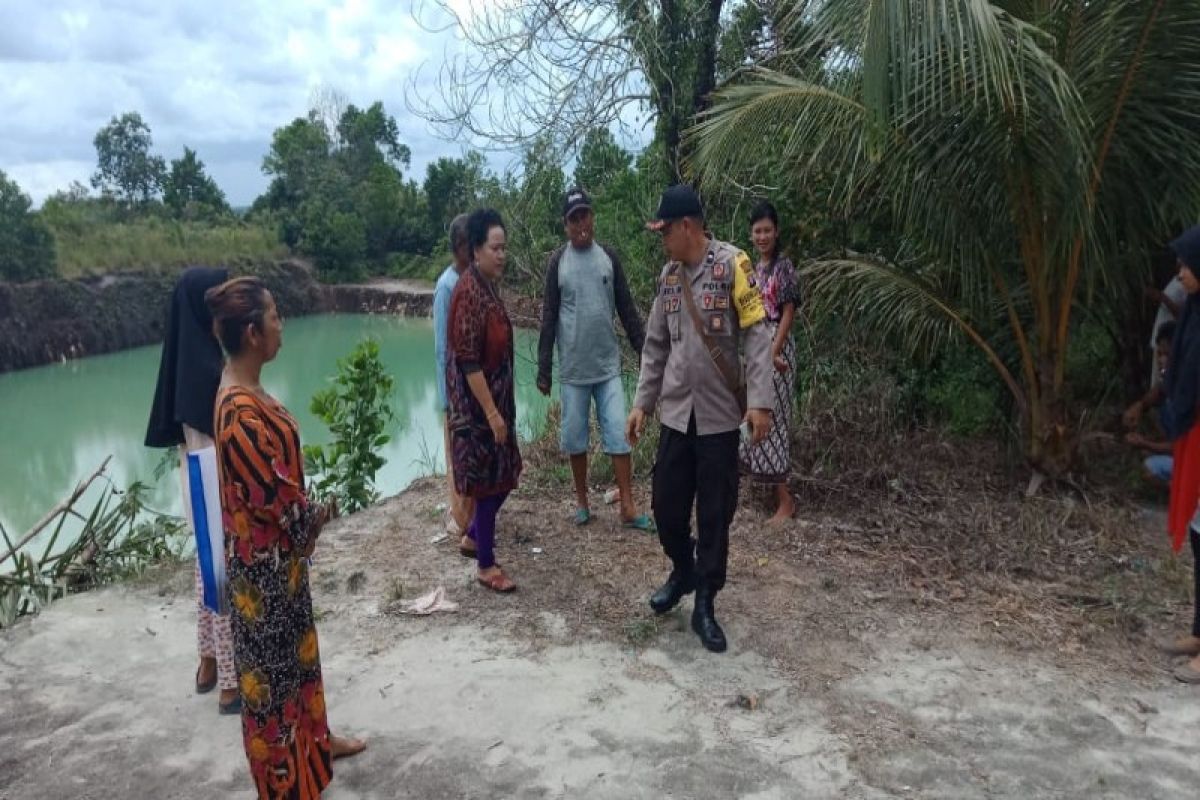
[467,491,509,569]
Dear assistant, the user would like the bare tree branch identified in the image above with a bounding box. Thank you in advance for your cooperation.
[407,0,730,178]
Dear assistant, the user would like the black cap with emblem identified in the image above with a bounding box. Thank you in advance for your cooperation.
[562,187,592,219]
[647,185,704,231]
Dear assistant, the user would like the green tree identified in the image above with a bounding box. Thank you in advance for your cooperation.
[163,147,231,220]
[503,139,568,287]
[91,112,167,207]
[303,339,396,513]
[423,152,488,234]
[298,195,367,279]
[692,0,1200,477]
[573,128,632,194]
[261,114,332,214]
[0,171,56,281]
[335,101,411,178]
[257,102,420,278]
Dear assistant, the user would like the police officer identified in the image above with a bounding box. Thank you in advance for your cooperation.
[626,185,774,652]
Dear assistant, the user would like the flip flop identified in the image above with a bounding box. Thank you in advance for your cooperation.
[219,694,243,715]
[573,508,592,526]
[621,514,655,533]
[1174,662,1200,684]
[477,570,517,593]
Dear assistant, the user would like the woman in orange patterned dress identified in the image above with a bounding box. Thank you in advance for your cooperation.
[206,277,365,798]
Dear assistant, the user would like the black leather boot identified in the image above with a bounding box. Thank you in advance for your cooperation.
[649,568,695,614]
[691,584,727,653]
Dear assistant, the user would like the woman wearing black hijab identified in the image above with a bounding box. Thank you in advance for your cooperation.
[1158,226,1200,683]
[146,266,240,712]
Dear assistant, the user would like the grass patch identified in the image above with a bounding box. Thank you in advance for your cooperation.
[385,578,405,603]
[623,617,661,647]
[49,217,287,277]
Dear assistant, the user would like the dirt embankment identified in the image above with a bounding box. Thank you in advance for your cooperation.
[0,265,436,373]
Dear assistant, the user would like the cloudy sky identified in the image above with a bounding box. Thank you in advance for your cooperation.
[0,0,485,207]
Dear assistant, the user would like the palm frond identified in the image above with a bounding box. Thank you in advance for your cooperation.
[804,254,1027,410]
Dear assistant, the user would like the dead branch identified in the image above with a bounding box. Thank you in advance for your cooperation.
[0,457,112,567]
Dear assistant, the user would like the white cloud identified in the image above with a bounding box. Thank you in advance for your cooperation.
[0,0,477,206]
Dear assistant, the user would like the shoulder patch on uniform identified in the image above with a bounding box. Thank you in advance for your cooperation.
[733,250,756,287]
[732,259,767,329]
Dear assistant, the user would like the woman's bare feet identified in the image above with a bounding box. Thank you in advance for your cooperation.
[1159,635,1200,657]
[331,734,367,760]
[766,486,795,526]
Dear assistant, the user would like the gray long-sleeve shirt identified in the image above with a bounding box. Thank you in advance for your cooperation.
[537,242,645,386]
[632,239,774,436]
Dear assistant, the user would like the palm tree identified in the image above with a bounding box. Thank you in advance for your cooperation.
[690,0,1200,478]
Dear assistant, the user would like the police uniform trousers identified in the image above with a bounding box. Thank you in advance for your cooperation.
[651,413,739,590]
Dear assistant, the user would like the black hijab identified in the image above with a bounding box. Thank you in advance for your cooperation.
[144,267,229,447]
[1160,226,1200,441]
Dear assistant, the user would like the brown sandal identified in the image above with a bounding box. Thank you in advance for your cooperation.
[477,569,516,593]
[195,661,217,695]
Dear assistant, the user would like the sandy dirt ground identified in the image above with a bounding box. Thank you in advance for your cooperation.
[2,478,1198,799]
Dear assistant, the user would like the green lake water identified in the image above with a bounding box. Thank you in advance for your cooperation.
[0,314,553,550]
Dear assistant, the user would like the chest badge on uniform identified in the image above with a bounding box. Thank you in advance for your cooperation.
[702,293,714,310]
[709,314,725,332]
[712,262,728,281]
[715,295,729,310]
[663,297,681,313]
[665,274,680,286]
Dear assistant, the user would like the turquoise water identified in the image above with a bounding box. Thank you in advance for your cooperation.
[0,314,553,548]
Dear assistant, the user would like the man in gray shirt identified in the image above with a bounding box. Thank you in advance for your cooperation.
[537,187,650,530]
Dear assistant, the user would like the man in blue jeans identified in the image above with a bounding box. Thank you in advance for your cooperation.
[433,214,475,539]
[537,187,652,529]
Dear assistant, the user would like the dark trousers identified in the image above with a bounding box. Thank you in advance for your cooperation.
[1192,529,1200,637]
[651,416,740,591]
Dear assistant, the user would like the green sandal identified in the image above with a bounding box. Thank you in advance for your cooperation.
[573,508,592,526]
[622,514,655,533]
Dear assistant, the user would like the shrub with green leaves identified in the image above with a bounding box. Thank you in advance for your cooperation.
[303,339,396,513]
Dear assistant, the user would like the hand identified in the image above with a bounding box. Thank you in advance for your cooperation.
[305,500,334,556]
[626,407,646,447]
[487,411,509,445]
[773,354,789,373]
[536,377,551,397]
[1122,401,1143,431]
[745,408,772,446]
[1125,432,1147,448]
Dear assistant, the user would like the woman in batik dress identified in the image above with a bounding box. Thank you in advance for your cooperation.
[447,208,523,592]
[207,276,365,799]
[739,202,801,525]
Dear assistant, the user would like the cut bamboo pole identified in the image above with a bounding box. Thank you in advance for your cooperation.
[0,457,111,567]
